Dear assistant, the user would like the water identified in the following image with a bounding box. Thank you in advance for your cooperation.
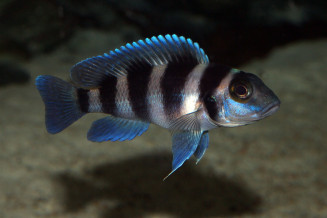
[0,1,326,217]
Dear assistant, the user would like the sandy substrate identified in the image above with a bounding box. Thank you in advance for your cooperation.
[0,32,326,217]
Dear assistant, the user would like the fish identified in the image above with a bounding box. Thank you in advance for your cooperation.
[36,34,280,178]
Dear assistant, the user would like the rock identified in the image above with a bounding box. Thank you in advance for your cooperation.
[0,61,30,86]
[55,27,141,59]
[0,0,77,59]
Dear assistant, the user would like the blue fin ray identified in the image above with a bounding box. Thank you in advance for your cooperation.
[87,116,149,142]
[70,34,209,88]
[145,38,165,64]
[156,35,173,62]
[194,131,209,163]
[35,75,85,134]
[164,130,203,180]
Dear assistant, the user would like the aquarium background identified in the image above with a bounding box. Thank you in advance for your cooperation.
[0,0,326,217]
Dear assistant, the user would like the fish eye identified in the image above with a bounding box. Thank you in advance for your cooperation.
[229,79,253,101]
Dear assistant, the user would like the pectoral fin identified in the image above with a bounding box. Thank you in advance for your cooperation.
[169,110,201,132]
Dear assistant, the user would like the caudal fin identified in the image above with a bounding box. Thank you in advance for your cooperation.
[36,75,85,134]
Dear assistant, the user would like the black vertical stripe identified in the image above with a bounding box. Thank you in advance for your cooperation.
[199,64,231,120]
[99,76,117,115]
[127,63,153,120]
[161,61,198,117]
[77,89,89,113]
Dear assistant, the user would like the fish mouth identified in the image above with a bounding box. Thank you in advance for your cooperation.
[243,101,280,123]
[220,100,280,127]
[261,102,280,118]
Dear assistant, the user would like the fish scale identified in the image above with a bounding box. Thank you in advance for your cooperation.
[36,34,280,178]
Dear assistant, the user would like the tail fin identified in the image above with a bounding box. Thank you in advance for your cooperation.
[36,75,85,134]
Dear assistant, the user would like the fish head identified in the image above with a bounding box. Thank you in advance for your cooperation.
[207,71,280,127]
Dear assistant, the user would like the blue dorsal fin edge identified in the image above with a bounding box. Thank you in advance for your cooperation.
[70,34,209,88]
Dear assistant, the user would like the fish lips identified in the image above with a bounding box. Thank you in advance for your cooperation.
[241,99,281,124]
[261,100,281,119]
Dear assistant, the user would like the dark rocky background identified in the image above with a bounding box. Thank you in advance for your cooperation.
[1,0,327,67]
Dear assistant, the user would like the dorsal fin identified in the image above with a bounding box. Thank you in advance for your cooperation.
[70,34,209,88]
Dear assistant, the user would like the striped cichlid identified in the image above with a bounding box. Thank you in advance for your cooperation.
[36,34,280,178]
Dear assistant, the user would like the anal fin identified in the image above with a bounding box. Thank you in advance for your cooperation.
[87,116,149,142]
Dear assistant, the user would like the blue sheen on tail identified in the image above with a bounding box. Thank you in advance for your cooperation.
[35,75,85,134]
[87,116,149,142]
